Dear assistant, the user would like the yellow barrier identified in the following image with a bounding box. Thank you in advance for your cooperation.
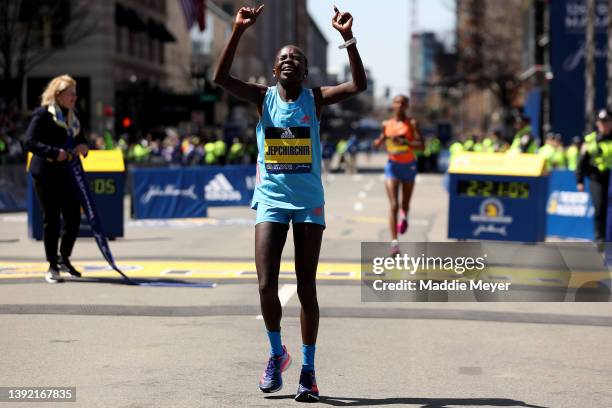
[448,152,546,177]
[27,150,125,172]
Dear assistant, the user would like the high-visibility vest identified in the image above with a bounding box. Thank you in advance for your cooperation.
[214,140,227,157]
[584,131,612,172]
[424,137,440,157]
[204,142,217,164]
[482,137,495,152]
[449,142,464,157]
[551,147,566,169]
[431,137,441,154]
[510,125,537,154]
[566,145,579,171]
[228,142,244,161]
[538,144,555,170]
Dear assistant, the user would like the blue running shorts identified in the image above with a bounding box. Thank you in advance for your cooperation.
[384,160,417,182]
[254,202,326,228]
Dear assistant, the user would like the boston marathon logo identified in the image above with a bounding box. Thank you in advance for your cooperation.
[264,126,313,174]
[470,198,513,237]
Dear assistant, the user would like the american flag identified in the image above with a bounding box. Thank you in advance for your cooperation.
[180,0,206,31]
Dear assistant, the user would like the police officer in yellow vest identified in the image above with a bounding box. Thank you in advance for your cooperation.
[551,134,566,169]
[538,133,557,171]
[577,109,612,242]
[449,137,464,159]
[509,116,538,154]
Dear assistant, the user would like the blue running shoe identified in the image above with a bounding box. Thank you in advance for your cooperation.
[295,370,319,402]
[259,345,291,393]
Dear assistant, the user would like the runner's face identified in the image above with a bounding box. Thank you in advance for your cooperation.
[274,46,307,84]
[392,96,408,116]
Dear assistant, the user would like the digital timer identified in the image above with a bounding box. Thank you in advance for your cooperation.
[457,180,530,199]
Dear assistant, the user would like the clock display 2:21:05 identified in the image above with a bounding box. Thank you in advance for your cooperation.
[457,180,530,199]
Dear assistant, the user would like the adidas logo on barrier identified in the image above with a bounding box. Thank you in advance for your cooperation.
[205,174,242,201]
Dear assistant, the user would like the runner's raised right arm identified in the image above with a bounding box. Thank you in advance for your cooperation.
[213,5,267,112]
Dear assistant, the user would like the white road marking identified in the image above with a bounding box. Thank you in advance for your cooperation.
[358,191,367,199]
[354,202,364,212]
[409,219,430,226]
[1,215,27,222]
[256,284,298,320]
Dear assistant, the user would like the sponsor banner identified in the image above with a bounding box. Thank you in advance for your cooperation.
[361,242,611,302]
[202,165,256,207]
[0,190,25,212]
[550,0,608,143]
[546,170,594,240]
[132,167,206,219]
[132,165,256,218]
[0,164,28,212]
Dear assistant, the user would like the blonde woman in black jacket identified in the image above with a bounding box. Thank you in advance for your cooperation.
[23,75,89,283]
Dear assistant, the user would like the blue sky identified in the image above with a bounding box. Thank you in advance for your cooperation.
[307,0,455,99]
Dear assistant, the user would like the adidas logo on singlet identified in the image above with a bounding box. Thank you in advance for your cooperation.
[280,128,295,139]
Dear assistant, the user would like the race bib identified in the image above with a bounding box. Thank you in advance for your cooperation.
[386,136,410,154]
[264,127,312,174]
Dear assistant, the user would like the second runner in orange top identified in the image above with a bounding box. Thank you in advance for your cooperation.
[382,117,418,163]
[374,95,423,255]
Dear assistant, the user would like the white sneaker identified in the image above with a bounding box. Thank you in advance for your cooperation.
[45,267,64,283]
[390,240,400,256]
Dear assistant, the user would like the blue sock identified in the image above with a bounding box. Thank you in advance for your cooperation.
[302,344,316,372]
[267,330,283,357]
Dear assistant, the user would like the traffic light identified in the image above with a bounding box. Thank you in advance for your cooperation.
[122,117,132,129]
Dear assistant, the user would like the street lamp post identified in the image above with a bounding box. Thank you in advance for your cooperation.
[585,0,595,134]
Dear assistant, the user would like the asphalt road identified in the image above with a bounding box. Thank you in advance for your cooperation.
[1,154,611,407]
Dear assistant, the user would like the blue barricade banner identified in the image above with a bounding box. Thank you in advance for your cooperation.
[546,170,594,240]
[201,165,256,207]
[0,190,25,212]
[0,165,28,212]
[132,168,207,219]
[131,165,256,219]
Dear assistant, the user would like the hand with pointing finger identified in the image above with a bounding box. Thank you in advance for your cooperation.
[234,5,264,31]
[332,5,354,40]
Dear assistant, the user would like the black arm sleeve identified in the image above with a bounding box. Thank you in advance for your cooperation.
[576,151,589,184]
[22,109,61,160]
[75,130,87,147]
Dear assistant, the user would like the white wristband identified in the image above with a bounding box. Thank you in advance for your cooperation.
[338,37,357,49]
